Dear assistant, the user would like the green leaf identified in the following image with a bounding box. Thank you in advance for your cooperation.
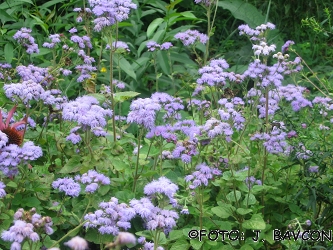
[6,181,17,188]
[59,156,82,174]
[240,244,254,250]
[190,239,203,250]
[4,43,13,63]
[87,93,106,104]
[111,158,128,171]
[0,0,33,9]
[242,214,266,230]
[236,208,253,215]
[98,185,110,196]
[226,190,242,202]
[170,239,190,250]
[242,193,257,206]
[169,230,184,241]
[41,0,66,9]
[118,58,136,80]
[0,9,15,23]
[22,197,41,207]
[218,0,265,28]
[147,18,164,38]
[157,50,170,75]
[113,91,140,103]
[211,205,233,218]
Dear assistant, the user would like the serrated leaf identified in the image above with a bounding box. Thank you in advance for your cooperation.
[218,0,265,28]
[147,18,164,38]
[242,214,266,230]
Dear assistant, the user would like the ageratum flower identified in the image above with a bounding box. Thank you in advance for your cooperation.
[130,198,179,233]
[127,98,161,129]
[13,28,39,54]
[144,177,179,207]
[185,163,222,189]
[88,0,137,31]
[174,29,208,46]
[52,177,81,197]
[197,59,233,87]
[84,197,136,235]
[0,181,6,198]
[64,236,88,250]
[75,170,110,193]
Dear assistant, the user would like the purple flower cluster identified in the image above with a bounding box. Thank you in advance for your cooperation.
[151,92,184,121]
[174,29,208,46]
[218,97,246,130]
[308,166,319,173]
[250,126,291,155]
[197,59,233,87]
[295,143,313,160]
[13,28,39,54]
[146,125,177,143]
[84,197,136,235]
[106,41,130,52]
[43,34,62,48]
[127,98,161,129]
[0,131,8,149]
[0,142,42,177]
[75,170,111,193]
[202,118,233,141]
[144,177,179,207]
[187,99,211,117]
[0,181,6,198]
[62,95,112,141]
[172,140,198,163]
[185,163,222,189]
[52,177,81,197]
[70,35,93,49]
[75,49,97,82]
[88,0,137,31]
[312,96,333,116]
[238,23,276,41]
[281,40,295,54]
[146,41,173,51]
[194,0,212,6]
[1,208,53,249]
[130,197,179,232]
[245,176,262,189]
[16,65,52,85]
[279,85,312,112]
[252,41,276,56]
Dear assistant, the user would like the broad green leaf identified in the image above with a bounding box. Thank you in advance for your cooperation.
[169,230,184,241]
[147,18,164,38]
[242,214,266,230]
[180,11,197,19]
[4,43,13,63]
[22,197,41,207]
[190,239,203,250]
[211,206,233,218]
[170,239,190,250]
[157,50,170,75]
[6,181,17,188]
[218,0,265,28]
[59,155,82,174]
[152,29,166,43]
[98,185,110,196]
[226,190,241,202]
[113,91,140,103]
[118,57,136,80]
[0,9,15,23]
[242,193,257,206]
[236,208,253,215]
